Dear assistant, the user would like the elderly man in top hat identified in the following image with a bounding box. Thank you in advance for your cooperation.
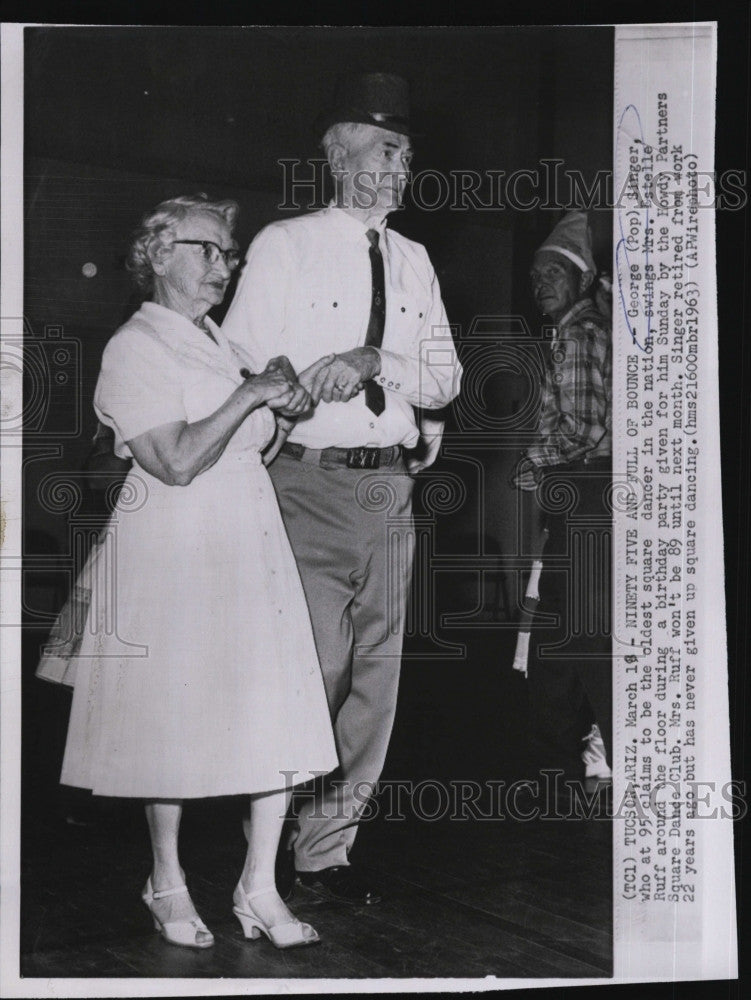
[222,72,461,903]
[513,210,613,786]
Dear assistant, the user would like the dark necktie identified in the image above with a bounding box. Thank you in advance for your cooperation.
[364,229,386,416]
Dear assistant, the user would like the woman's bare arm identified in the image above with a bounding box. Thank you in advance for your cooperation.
[127,369,295,486]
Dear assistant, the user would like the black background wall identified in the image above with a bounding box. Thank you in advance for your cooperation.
[22,25,613,583]
[11,10,751,993]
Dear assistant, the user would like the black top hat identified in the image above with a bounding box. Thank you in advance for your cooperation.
[316,72,414,139]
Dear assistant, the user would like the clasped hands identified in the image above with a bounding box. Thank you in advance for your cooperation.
[254,348,381,418]
[510,454,543,492]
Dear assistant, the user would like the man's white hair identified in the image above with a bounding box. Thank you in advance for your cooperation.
[321,122,372,162]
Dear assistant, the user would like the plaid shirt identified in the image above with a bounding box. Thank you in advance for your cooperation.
[526,298,611,467]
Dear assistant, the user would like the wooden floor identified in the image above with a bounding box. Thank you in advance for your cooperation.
[21,798,611,980]
[20,627,612,981]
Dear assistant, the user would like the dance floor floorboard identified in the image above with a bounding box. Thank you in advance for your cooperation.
[21,812,611,979]
[19,631,613,982]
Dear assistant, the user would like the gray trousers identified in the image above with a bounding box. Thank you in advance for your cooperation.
[268,452,415,871]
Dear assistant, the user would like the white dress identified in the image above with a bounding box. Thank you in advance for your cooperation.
[60,302,338,798]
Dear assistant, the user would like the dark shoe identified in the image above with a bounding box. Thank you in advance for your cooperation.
[297,866,382,905]
[275,845,296,903]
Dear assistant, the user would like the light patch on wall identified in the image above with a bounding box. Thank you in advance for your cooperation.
[81,262,97,278]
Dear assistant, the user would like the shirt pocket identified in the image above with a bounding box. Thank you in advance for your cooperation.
[296,263,369,357]
[383,288,430,352]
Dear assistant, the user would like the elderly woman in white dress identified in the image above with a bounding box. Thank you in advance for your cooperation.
[60,194,338,950]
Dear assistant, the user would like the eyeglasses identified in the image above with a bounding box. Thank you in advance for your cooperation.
[171,240,242,270]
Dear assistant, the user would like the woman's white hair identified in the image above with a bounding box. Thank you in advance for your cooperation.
[126,193,239,294]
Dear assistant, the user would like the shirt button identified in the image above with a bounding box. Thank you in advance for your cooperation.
[369,422,375,429]
[401,306,406,313]
[419,312,423,318]
[395,383,401,389]
[333,301,338,307]
[388,381,393,387]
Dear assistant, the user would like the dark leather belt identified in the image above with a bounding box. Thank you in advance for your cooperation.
[280,441,402,469]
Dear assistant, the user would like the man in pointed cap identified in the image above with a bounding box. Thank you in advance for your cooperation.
[513,210,613,787]
[222,72,461,903]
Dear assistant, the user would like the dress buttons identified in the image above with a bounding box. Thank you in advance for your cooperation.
[333,301,338,308]
[369,422,375,429]
[419,312,423,318]
[395,383,401,389]
[400,306,406,313]
[388,381,393,387]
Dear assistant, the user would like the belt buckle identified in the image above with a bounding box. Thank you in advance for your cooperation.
[346,446,380,469]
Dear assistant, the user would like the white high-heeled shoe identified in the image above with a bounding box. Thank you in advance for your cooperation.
[142,877,214,949]
[233,882,320,949]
